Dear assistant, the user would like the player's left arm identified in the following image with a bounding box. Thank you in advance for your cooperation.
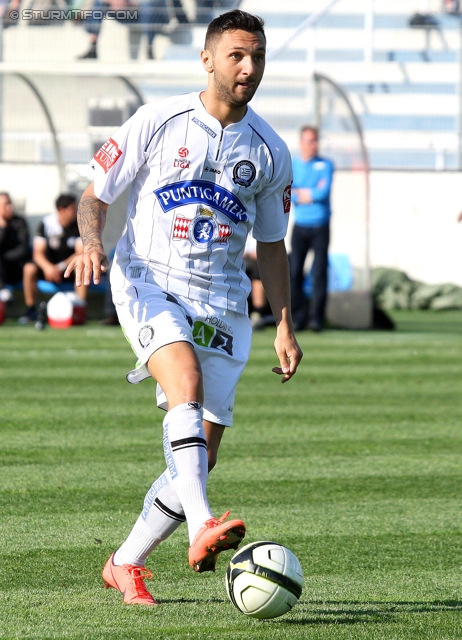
[257,239,303,383]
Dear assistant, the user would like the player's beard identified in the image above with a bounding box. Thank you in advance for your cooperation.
[213,69,260,109]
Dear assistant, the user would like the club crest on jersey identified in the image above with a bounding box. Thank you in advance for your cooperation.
[173,207,232,247]
[93,137,122,173]
[154,180,248,224]
[233,160,256,187]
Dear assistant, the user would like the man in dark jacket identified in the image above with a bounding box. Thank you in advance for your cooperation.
[0,192,30,302]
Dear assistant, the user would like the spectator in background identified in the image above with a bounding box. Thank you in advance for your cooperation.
[195,1,242,24]
[289,126,334,332]
[77,0,169,60]
[19,194,87,324]
[0,192,30,303]
[444,0,460,14]
[0,0,21,28]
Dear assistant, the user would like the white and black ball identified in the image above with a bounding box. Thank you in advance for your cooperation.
[225,541,304,619]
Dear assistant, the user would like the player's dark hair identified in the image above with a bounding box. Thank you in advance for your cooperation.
[0,192,11,201]
[55,193,77,210]
[205,10,266,50]
[300,125,319,139]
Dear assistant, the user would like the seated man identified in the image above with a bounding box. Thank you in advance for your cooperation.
[19,194,87,324]
[0,192,31,303]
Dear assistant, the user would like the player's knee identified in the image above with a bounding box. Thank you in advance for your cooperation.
[178,367,203,400]
[23,262,37,276]
[23,262,38,281]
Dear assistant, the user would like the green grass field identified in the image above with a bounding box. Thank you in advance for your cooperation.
[1,310,461,639]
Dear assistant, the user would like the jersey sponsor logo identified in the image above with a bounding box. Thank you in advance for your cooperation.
[283,183,292,214]
[94,137,123,173]
[203,160,224,176]
[314,161,327,170]
[192,320,234,356]
[192,116,217,138]
[154,180,248,224]
[172,211,232,246]
[233,160,256,187]
[138,324,154,348]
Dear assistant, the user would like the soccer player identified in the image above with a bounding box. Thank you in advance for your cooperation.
[65,9,302,606]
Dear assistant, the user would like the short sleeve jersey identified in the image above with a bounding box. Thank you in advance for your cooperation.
[91,92,293,313]
[35,213,80,264]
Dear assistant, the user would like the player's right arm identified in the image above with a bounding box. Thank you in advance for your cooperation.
[64,183,109,286]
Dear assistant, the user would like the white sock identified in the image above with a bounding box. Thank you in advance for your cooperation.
[163,402,213,543]
[114,471,185,567]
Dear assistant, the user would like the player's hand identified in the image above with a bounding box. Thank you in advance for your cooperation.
[272,328,303,383]
[64,248,109,286]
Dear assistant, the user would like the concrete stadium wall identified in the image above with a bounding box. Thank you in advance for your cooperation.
[368,170,462,288]
[328,170,462,289]
[2,164,462,288]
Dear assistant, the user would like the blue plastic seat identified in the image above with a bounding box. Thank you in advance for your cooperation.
[303,253,353,297]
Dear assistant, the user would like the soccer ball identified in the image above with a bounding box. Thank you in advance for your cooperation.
[225,541,304,619]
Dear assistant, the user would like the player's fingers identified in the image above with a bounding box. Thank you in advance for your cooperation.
[64,258,77,279]
[90,253,109,285]
[271,361,291,383]
[273,343,303,383]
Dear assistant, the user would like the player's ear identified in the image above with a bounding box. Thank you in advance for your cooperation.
[201,49,214,73]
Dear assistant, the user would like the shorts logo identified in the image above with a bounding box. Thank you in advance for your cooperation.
[192,117,217,138]
[138,325,154,348]
[192,320,234,356]
[283,183,292,214]
[154,179,247,224]
[94,137,123,173]
[130,265,143,278]
[173,212,232,246]
[233,160,256,187]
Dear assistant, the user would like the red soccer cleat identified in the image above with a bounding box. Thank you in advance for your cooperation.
[188,511,246,573]
[102,553,159,605]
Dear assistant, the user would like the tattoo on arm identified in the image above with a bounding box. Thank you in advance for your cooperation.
[77,195,107,251]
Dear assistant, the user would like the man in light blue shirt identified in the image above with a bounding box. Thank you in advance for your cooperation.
[290,126,334,331]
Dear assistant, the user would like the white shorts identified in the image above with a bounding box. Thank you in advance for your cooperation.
[112,280,252,426]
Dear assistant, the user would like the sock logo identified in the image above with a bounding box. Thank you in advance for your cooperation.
[188,402,201,410]
[141,472,169,521]
[163,424,178,480]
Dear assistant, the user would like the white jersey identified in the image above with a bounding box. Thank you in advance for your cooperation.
[91,92,292,314]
